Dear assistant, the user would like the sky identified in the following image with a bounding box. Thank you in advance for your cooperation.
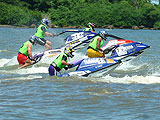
[151,0,159,4]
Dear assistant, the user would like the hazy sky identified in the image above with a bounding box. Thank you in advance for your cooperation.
[151,0,159,4]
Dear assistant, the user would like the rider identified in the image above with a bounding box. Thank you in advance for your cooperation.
[17,36,36,69]
[34,18,53,51]
[86,30,108,58]
[48,47,74,76]
[83,22,95,32]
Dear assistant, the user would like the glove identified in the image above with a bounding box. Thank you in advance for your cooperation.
[28,56,35,61]
[64,67,68,70]
[103,45,117,54]
[68,64,73,68]
[103,49,110,54]
[53,30,65,36]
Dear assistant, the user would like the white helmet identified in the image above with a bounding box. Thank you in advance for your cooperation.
[41,18,51,27]
[99,30,108,40]
[29,35,38,45]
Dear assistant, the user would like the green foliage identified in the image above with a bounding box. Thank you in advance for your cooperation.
[109,1,144,27]
[154,21,160,29]
[139,3,160,27]
[0,2,42,26]
[49,6,71,26]
[0,0,160,28]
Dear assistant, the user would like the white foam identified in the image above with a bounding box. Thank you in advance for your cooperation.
[15,66,48,74]
[5,56,19,66]
[0,50,7,52]
[116,61,145,71]
[0,66,48,75]
[0,59,11,67]
[153,71,160,77]
[95,75,160,84]
[3,75,42,81]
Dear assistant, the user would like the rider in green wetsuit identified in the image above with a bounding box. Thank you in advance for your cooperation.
[34,18,53,51]
[83,23,95,32]
[48,47,75,76]
[86,30,108,58]
[19,41,33,57]
[17,37,35,69]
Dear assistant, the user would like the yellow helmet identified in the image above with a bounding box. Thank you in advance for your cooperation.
[88,23,95,28]
[87,22,95,32]
[64,47,75,58]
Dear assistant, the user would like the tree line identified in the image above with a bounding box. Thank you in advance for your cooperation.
[0,0,160,29]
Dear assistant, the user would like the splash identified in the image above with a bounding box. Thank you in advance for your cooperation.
[0,50,7,52]
[115,60,147,72]
[7,66,48,75]
[94,75,160,84]
[0,58,11,67]
[3,75,42,81]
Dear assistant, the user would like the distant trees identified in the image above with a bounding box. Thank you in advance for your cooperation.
[0,0,160,29]
[0,2,42,26]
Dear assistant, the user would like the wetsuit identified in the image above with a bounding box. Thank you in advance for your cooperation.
[86,36,104,58]
[17,41,33,65]
[34,24,48,46]
[48,53,69,76]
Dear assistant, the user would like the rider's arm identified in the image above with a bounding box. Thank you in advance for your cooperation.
[41,26,53,37]
[27,43,33,59]
[45,32,53,37]
[62,60,69,66]
[61,55,69,65]
[96,38,103,52]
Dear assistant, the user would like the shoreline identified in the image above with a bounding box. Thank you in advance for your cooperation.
[0,24,159,30]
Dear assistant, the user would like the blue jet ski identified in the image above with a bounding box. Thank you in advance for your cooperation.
[58,58,121,77]
[102,39,150,62]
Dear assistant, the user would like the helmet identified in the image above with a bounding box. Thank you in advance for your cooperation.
[87,23,95,31]
[64,47,75,58]
[98,30,108,40]
[88,22,95,28]
[41,18,52,27]
[29,35,38,45]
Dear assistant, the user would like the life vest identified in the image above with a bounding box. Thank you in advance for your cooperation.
[53,53,68,70]
[83,28,92,31]
[19,41,33,56]
[34,24,47,38]
[89,36,103,51]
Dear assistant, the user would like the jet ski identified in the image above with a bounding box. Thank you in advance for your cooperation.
[64,30,97,51]
[58,58,121,77]
[33,49,63,64]
[102,39,150,62]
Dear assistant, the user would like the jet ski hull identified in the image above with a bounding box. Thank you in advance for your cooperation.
[58,58,121,77]
[102,39,150,62]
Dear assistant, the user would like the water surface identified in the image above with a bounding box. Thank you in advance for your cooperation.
[0,28,160,120]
